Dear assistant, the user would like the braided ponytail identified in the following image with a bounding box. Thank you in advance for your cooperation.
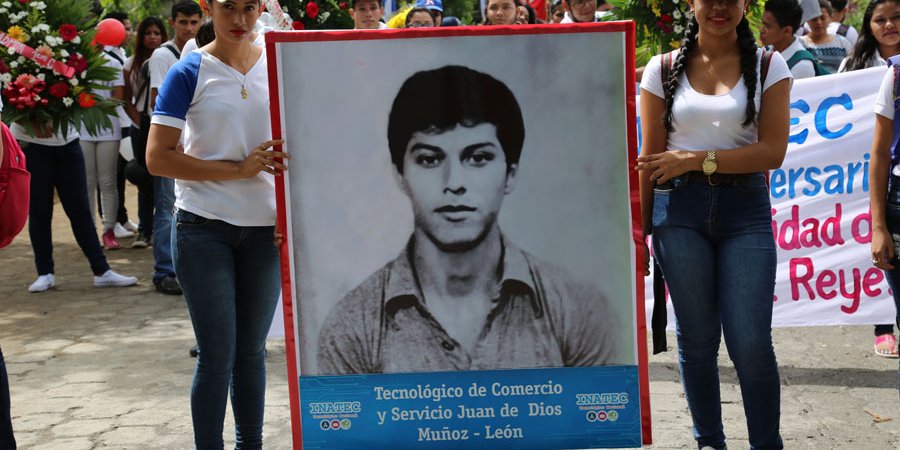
[736,17,759,127]
[663,17,699,132]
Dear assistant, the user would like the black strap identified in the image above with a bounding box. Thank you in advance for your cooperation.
[651,260,667,354]
[161,41,181,60]
[103,49,124,66]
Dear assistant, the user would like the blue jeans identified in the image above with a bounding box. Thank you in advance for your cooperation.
[22,140,110,276]
[152,176,175,282]
[652,173,782,450]
[172,209,281,450]
[880,180,900,398]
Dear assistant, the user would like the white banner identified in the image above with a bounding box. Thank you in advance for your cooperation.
[644,66,897,327]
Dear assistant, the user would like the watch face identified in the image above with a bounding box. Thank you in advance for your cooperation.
[702,159,717,174]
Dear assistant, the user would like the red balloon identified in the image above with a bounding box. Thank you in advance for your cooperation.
[95,18,126,47]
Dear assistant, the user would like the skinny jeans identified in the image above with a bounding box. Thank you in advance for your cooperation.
[652,172,783,450]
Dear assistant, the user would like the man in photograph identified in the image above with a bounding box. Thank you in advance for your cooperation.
[317,65,625,375]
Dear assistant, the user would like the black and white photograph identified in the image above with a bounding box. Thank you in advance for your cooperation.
[272,28,638,375]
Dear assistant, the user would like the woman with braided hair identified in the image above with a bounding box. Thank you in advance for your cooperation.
[636,0,792,447]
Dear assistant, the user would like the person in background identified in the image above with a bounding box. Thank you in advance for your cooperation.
[351,0,388,29]
[550,0,566,22]
[516,3,541,23]
[483,0,518,24]
[101,11,140,241]
[406,7,437,26]
[829,0,860,46]
[638,0,791,444]
[146,0,286,445]
[760,0,817,79]
[416,0,443,25]
[561,0,611,23]
[802,0,854,73]
[147,0,202,296]
[80,24,128,250]
[123,17,168,249]
[840,0,900,357]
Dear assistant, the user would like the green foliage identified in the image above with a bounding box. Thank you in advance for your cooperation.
[98,0,170,22]
[280,0,355,29]
[443,0,477,23]
[846,0,870,31]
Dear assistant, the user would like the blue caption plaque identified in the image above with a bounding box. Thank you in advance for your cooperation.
[299,366,641,449]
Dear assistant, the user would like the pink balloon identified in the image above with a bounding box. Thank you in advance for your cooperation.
[95,18,126,47]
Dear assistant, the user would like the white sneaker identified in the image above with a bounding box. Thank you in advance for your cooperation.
[114,222,135,239]
[122,221,139,233]
[28,274,56,293]
[93,270,138,288]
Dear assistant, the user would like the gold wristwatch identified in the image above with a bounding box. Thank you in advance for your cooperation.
[701,150,718,176]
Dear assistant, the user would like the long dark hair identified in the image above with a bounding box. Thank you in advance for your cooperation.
[842,0,900,71]
[663,17,759,132]
[131,17,167,86]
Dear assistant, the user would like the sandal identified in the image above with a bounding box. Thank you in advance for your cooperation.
[874,334,899,358]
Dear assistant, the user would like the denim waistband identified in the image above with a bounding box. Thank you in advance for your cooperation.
[656,171,763,189]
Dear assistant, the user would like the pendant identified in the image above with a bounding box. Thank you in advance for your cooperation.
[241,86,248,100]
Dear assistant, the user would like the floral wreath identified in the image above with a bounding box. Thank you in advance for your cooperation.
[0,0,120,138]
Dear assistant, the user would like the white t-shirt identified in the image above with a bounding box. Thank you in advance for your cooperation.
[780,37,815,79]
[640,49,792,152]
[875,67,894,121]
[151,50,275,227]
[79,46,125,141]
[827,21,859,46]
[148,41,181,91]
[10,123,78,146]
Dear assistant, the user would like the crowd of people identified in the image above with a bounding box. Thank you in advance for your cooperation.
[1,0,899,448]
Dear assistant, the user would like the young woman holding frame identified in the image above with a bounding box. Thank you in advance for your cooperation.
[637,0,792,447]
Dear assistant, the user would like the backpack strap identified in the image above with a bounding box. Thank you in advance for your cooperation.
[760,49,774,89]
[837,23,849,37]
[161,41,181,60]
[785,49,815,69]
[103,49,124,66]
[660,49,680,96]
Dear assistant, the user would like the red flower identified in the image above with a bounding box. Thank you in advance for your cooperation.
[48,82,69,98]
[0,59,8,74]
[659,14,674,24]
[59,24,79,42]
[306,1,320,19]
[66,54,88,74]
[17,0,27,3]
[77,92,96,108]
[339,1,348,9]
[292,20,305,30]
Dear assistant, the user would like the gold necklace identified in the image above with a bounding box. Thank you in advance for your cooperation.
[212,45,252,100]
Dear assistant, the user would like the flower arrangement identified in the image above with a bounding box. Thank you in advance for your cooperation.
[278,0,354,30]
[608,0,764,66]
[608,0,693,64]
[0,0,120,138]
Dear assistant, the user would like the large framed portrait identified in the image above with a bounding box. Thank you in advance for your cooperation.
[267,22,649,449]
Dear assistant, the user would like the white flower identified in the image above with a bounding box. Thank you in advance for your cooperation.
[7,47,15,55]
[674,24,684,34]
[319,11,330,22]
[69,78,79,86]
[62,97,73,107]
[81,71,87,79]
[0,73,10,84]
[31,1,46,10]
[31,23,50,33]
[36,73,45,81]
[71,36,80,44]
[17,56,24,63]
[60,49,69,57]
[1,2,12,7]
[673,9,681,19]
[0,8,8,14]
[45,35,59,46]
[9,61,17,69]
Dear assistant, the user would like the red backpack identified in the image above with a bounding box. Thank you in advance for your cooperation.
[0,121,30,249]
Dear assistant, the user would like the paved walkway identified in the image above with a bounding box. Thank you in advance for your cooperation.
[1,193,899,449]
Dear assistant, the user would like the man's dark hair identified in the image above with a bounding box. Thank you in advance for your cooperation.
[829,0,848,11]
[195,20,216,47]
[172,0,203,19]
[388,65,525,173]
[351,0,383,8]
[103,11,129,23]
[764,0,803,34]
